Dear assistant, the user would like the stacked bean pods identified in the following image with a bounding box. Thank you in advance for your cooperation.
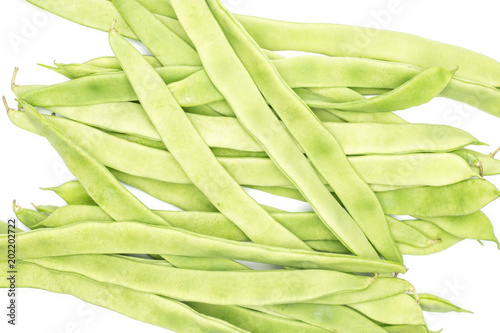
[2,0,500,332]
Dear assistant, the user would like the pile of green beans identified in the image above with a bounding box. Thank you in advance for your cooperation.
[2,0,499,332]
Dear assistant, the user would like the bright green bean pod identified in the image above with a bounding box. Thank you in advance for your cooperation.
[43,103,482,155]
[187,303,333,333]
[41,180,97,205]
[397,221,463,256]
[0,221,407,273]
[348,293,426,326]
[419,212,499,247]
[0,260,248,333]
[33,204,59,214]
[307,66,455,112]
[377,179,500,217]
[111,0,200,66]
[12,201,46,228]
[415,294,473,314]
[264,303,387,333]
[27,254,374,305]
[17,67,201,107]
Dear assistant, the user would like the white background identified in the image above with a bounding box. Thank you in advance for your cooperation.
[1,0,500,332]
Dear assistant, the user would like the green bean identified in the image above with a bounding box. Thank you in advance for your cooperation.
[112,169,218,212]
[85,55,161,69]
[40,62,121,79]
[397,220,463,256]
[263,303,388,333]
[26,254,374,305]
[12,200,46,228]
[303,66,454,112]
[248,181,497,221]
[43,103,482,155]
[309,277,414,305]
[30,204,434,250]
[234,14,500,87]
[349,293,426,326]
[454,148,500,176]
[0,260,248,333]
[0,221,24,234]
[41,180,97,205]
[187,303,332,333]
[17,67,201,107]
[419,212,499,247]
[109,26,309,250]
[415,294,473,314]
[0,221,407,273]
[112,0,200,66]
[33,204,59,214]
[377,179,500,217]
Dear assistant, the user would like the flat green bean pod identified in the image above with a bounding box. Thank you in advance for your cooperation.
[41,180,97,205]
[27,254,374,305]
[305,66,455,112]
[264,303,387,333]
[29,204,434,250]
[0,221,407,273]
[377,179,500,217]
[414,294,472,314]
[12,200,46,228]
[348,293,426,326]
[112,0,200,66]
[187,303,333,333]
[42,103,482,155]
[17,67,202,107]
[33,204,59,214]
[0,260,248,333]
[418,212,499,247]
[454,149,500,176]
[397,221,463,256]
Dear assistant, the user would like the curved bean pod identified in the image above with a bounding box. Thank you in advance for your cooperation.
[0,221,407,273]
[0,260,248,333]
[27,254,374,305]
[112,0,200,66]
[397,221,463,256]
[377,179,500,217]
[13,201,46,228]
[42,103,481,155]
[418,213,499,247]
[348,293,426,326]
[41,181,97,205]
[264,303,387,333]
[187,303,333,333]
[415,294,472,314]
